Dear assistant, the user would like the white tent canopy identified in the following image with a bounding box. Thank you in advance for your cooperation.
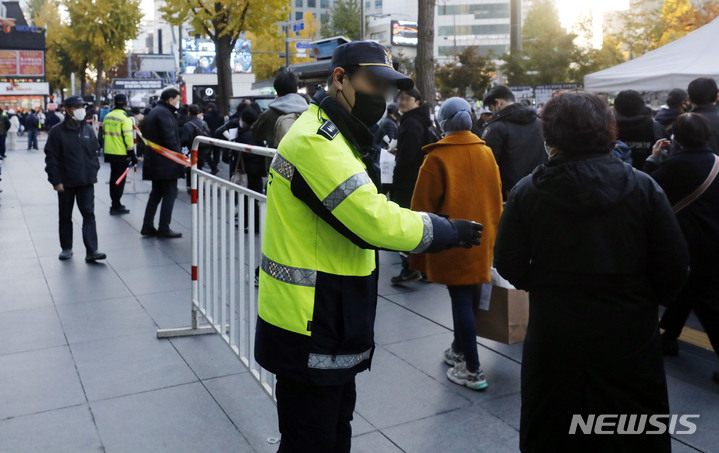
[584,17,719,93]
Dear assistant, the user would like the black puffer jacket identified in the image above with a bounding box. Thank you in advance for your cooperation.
[392,103,437,197]
[44,118,100,187]
[142,101,185,180]
[691,104,719,154]
[495,153,689,453]
[480,103,546,199]
[615,115,668,169]
[645,145,719,272]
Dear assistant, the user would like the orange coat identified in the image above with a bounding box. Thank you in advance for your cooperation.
[410,130,503,285]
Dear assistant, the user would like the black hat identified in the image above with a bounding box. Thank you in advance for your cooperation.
[400,87,422,102]
[387,102,399,114]
[114,93,128,105]
[64,95,84,108]
[330,41,413,91]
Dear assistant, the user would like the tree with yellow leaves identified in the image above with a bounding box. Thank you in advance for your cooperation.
[28,0,72,98]
[63,0,143,105]
[160,0,291,114]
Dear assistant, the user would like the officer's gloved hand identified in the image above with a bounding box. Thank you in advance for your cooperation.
[449,219,483,248]
[424,213,483,253]
[128,152,139,166]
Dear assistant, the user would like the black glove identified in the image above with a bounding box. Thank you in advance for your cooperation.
[449,219,483,249]
[128,152,139,166]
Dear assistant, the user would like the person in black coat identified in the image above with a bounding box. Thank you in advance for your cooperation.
[25,110,40,150]
[614,90,668,169]
[644,113,719,384]
[44,95,105,262]
[141,88,185,238]
[203,103,225,173]
[371,103,399,150]
[44,108,63,132]
[654,88,689,133]
[390,88,439,284]
[687,77,719,154]
[481,85,547,200]
[494,91,690,453]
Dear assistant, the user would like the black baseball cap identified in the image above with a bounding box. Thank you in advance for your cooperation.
[114,93,128,105]
[64,95,84,108]
[330,41,414,91]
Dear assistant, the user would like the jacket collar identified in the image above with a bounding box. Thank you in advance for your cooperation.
[312,89,381,189]
[158,100,178,114]
[422,130,483,153]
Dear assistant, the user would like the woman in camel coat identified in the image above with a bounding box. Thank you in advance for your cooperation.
[410,97,503,390]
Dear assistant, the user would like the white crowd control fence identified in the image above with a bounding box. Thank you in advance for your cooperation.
[157,136,278,401]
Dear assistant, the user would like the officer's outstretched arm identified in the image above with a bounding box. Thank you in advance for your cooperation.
[274,135,482,253]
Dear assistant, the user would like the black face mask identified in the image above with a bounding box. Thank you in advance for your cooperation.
[340,79,387,127]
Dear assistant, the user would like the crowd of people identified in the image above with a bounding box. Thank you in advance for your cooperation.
[2,38,718,450]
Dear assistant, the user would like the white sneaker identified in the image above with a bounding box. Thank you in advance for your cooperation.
[447,362,488,390]
[443,347,465,366]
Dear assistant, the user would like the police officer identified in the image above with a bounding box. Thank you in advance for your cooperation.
[103,94,138,215]
[255,41,483,452]
[44,95,106,262]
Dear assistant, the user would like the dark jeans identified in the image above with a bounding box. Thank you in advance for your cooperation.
[276,376,356,453]
[109,161,128,208]
[58,185,98,253]
[143,179,178,232]
[448,285,480,371]
[660,269,719,358]
[0,133,6,157]
[27,129,38,149]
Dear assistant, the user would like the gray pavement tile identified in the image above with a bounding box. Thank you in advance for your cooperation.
[0,276,54,312]
[152,235,193,263]
[41,257,133,304]
[0,404,103,453]
[71,332,197,401]
[136,288,193,330]
[203,373,279,453]
[477,392,522,431]
[664,345,719,393]
[381,405,519,453]
[114,263,191,295]
[55,296,158,344]
[103,243,174,270]
[671,439,706,453]
[0,306,67,355]
[381,286,455,329]
[0,345,86,419]
[383,332,523,403]
[666,375,719,453]
[0,256,44,284]
[373,298,448,346]
[91,382,252,452]
[352,412,376,437]
[170,334,248,380]
[355,347,471,429]
[352,431,404,452]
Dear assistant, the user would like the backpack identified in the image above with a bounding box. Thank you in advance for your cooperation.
[271,112,301,148]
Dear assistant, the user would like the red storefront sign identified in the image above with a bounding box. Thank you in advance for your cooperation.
[0,50,44,77]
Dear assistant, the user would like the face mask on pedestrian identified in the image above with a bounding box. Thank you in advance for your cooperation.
[339,75,387,127]
[72,107,86,122]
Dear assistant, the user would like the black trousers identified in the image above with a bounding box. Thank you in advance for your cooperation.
[58,185,98,253]
[109,161,128,208]
[0,133,6,157]
[660,269,719,357]
[142,179,178,232]
[275,376,356,453]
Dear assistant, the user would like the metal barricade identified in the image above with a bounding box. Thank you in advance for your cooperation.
[157,136,278,401]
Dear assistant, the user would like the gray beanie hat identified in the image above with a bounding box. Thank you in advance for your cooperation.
[438,97,472,133]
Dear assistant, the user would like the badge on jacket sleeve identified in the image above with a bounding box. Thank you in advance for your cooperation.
[317,120,339,141]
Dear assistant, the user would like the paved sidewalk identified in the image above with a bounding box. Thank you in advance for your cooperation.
[0,137,717,452]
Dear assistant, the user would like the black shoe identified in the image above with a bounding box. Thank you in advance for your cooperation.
[390,269,422,285]
[140,226,157,237]
[157,229,182,238]
[58,249,73,260]
[713,372,719,384]
[211,168,219,176]
[110,206,130,215]
[85,251,106,262]
[661,334,679,357]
